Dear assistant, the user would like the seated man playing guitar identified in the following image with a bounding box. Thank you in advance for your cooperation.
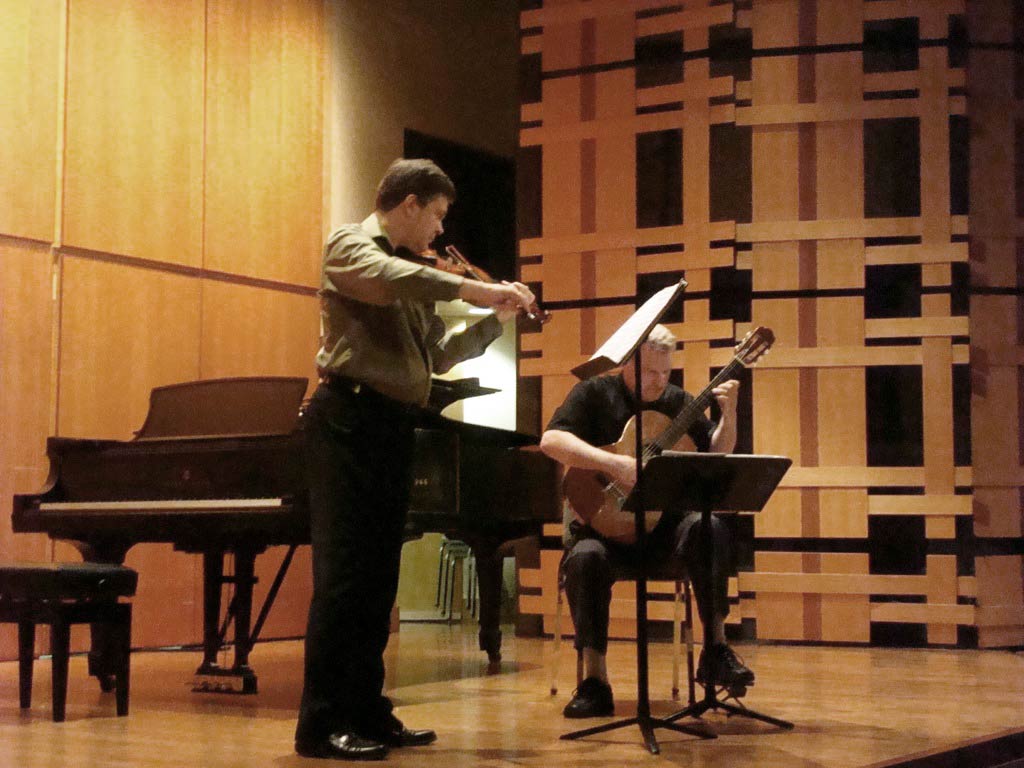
[539,323,754,719]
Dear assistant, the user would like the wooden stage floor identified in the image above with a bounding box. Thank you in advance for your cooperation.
[0,624,1021,767]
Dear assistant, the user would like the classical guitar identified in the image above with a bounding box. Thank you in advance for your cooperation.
[562,327,775,543]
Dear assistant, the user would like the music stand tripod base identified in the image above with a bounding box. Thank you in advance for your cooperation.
[665,687,794,730]
[561,712,715,752]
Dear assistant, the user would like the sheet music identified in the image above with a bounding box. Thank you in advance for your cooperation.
[571,279,687,379]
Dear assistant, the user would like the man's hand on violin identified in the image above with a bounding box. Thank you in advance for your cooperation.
[458,279,536,322]
[494,281,537,322]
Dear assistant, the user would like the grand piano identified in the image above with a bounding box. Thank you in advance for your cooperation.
[12,377,559,693]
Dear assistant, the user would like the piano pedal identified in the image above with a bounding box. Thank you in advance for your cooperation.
[192,665,258,695]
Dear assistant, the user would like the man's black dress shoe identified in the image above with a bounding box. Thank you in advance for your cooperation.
[563,677,614,718]
[295,731,388,761]
[696,643,755,689]
[363,715,437,747]
[385,726,437,747]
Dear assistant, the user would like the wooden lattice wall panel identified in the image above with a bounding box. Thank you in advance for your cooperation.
[515,0,1023,648]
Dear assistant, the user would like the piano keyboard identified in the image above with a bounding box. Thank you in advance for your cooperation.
[37,498,285,514]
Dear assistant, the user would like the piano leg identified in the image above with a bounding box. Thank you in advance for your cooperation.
[198,551,224,676]
[467,537,503,665]
[230,549,257,694]
[194,549,258,694]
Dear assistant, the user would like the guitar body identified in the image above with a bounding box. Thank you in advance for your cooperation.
[560,326,775,545]
[562,411,696,544]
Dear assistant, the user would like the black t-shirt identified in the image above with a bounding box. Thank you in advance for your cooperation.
[545,373,714,453]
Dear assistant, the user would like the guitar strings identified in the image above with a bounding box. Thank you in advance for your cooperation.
[603,351,745,503]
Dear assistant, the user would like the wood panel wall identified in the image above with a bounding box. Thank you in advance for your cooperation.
[966,2,1024,648]
[516,0,1024,648]
[0,0,324,658]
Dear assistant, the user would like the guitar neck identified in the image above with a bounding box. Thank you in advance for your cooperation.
[648,357,745,456]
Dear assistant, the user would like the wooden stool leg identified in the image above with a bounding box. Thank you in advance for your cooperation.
[550,585,563,695]
[50,619,70,722]
[672,581,681,700]
[18,621,35,709]
[435,541,447,608]
[443,551,455,619]
[114,606,131,717]
[450,554,465,623]
[684,580,696,705]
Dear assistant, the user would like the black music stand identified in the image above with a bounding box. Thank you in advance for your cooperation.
[561,280,715,753]
[646,451,795,731]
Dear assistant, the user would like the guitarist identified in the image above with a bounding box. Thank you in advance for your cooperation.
[539,324,752,718]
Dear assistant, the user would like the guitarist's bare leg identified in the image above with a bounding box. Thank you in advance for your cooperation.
[709,614,727,645]
[581,648,608,682]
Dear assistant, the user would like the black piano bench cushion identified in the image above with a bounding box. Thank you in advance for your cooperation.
[0,562,138,601]
[0,562,136,722]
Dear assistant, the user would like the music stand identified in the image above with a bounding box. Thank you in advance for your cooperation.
[561,281,716,752]
[644,451,795,731]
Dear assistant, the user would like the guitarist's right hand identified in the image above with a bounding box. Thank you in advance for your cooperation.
[606,453,638,489]
[540,428,638,490]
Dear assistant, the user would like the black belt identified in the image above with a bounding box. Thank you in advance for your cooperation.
[318,373,415,414]
[319,372,365,395]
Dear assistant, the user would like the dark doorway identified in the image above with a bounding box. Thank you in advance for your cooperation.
[403,130,517,282]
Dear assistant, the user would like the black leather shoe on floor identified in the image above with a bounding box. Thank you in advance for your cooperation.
[295,731,388,761]
[696,643,755,689]
[562,676,614,718]
[378,726,437,747]
[363,715,437,747]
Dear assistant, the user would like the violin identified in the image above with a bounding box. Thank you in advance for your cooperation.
[423,245,550,325]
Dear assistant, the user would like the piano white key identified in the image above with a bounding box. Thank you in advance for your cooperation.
[37,498,284,513]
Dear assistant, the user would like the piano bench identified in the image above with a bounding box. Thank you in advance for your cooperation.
[0,562,137,722]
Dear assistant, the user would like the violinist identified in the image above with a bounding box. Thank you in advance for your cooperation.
[295,158,535,762]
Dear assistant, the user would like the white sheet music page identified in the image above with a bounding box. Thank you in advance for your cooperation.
[571,279,687,380]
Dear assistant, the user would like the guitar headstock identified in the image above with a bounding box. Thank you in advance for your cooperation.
[734,326,774,367]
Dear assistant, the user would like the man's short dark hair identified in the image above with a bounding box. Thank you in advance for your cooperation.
[375,158,456,211]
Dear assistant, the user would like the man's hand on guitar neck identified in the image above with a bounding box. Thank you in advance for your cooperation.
[709,379,740,454]
[712,379,740,416]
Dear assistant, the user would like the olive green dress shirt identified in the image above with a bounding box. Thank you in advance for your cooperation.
[315,213,503,406]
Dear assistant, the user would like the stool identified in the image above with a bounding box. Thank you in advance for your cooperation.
[435,539,475,621]
[0,562,137,722]
[550,568,697,705]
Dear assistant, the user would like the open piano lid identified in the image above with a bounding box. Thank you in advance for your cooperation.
[134,377,309,440]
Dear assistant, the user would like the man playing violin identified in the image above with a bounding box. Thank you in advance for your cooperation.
[295,158,534,761]
[539,324,753,719]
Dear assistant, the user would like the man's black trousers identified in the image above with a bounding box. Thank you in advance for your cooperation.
[295,380,415,743]
[562,512,732,654]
